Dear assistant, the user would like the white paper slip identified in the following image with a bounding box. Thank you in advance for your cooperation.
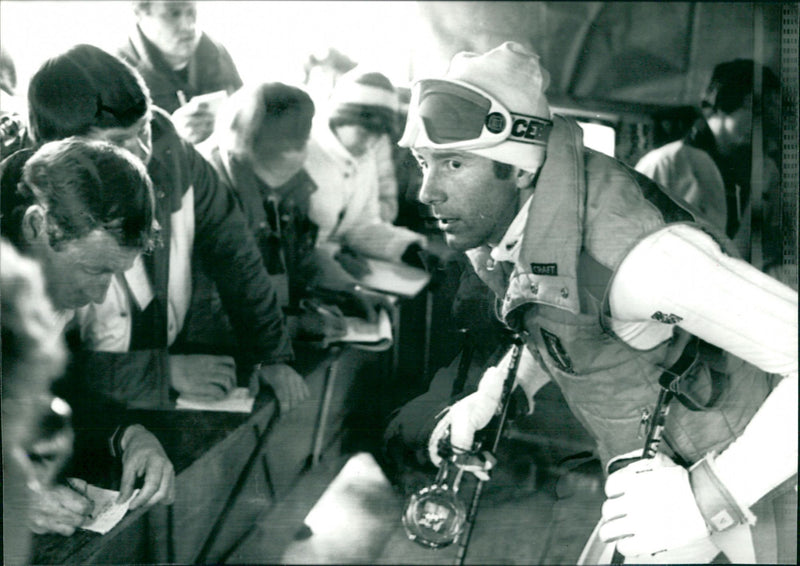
[188,89,227,114]
[175,387,255,413]
[76,482,140,535]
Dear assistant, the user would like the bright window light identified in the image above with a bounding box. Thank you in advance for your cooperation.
[576,121,616,157]
[0,1,419,95]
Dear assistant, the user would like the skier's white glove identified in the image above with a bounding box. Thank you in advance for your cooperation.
[427,366,507,470]
[599,453,710,557]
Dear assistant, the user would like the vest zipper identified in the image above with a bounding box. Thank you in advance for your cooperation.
[637,406,651,439]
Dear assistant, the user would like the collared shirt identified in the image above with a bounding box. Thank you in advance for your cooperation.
[490,194,532,266]
[77,184,194,351]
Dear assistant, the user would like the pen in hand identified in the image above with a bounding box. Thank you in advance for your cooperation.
[299,299,347,338]
[65,477,95,519]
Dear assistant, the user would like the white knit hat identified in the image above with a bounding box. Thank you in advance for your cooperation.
[401,41,551,173]
[327,68,399,135]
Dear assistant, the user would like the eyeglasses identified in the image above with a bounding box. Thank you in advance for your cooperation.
[401,79,552,151]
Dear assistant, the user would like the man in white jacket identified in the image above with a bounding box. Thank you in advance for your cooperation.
[305,68,427,268]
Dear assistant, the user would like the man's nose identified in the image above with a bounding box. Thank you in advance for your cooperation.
[86,278,112,305]
[418,174,446,206]
[178,11,196,33]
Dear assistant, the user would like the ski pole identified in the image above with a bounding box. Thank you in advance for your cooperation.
[454,335,524,566]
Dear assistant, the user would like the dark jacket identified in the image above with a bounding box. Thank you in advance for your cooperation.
[177,145,320,355]
[117,26,243,114]
[74,109,293,407]
[209,146,319,304]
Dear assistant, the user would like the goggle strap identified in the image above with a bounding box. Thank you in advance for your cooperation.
[504,113,553,146]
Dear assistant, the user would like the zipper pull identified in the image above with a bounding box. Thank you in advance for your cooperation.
[637,407,651,439]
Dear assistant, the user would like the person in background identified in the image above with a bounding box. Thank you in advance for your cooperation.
[188,82,345,351]
[2,238,70,565]
[302,47,357,109]
[305,68,428,271]
[0,139,175,540]
[0,238,72,565]
[1,45,30,159]
[399,41,796,563]
[117,0,243,144]
[22,43,305,413]
[635,59,781,267]
[392,85,429,234]
[327,68,402,224]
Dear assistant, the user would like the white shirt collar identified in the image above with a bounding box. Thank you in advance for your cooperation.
[490,194,534,264]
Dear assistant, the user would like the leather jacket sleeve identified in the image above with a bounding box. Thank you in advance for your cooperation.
[185,139,294,368]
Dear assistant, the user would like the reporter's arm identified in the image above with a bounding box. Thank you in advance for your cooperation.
[117,424,175,510]
[248,363,310,414]
[188,140,294,369]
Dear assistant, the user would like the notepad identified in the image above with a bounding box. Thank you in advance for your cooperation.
[356,258,431,298]
[334,307,393,351]
[176,387,255,413]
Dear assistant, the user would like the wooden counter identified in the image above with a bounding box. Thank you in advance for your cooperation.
[31,344,376,565]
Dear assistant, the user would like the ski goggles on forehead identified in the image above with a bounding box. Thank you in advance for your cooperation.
[403,78,553,150]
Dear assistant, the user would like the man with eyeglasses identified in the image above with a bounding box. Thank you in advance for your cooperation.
[398,42,796,563]
[1,138,175,538]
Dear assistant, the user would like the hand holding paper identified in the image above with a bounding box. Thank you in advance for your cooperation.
[118,425,175,510]
[171,90,227,144]
[77,483,141,535]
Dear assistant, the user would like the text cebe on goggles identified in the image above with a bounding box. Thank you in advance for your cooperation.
[401,78,553,150]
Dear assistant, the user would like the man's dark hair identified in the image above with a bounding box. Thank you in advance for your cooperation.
[219,82,315,162]
[702,59,780,115]
[492,161,515,180]
[27,44,150,143]
[0,138,156,252]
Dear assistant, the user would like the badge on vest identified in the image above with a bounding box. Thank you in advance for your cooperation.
[530,263,558,276]
[651,311,683,324]
[540,328,574,373]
